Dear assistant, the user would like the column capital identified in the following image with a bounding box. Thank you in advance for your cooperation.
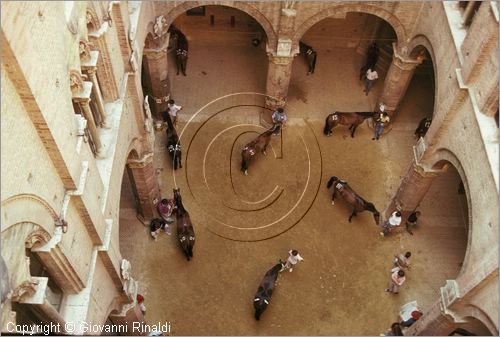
[143,39,169,59]
[392,42,424,70]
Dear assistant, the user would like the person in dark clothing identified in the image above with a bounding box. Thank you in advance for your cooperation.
[406,211,421,235]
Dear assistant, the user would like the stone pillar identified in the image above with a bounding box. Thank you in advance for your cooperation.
[126,153,159,220]
[385,158,439,219]
[79,100,105,158]
[378,43,423,117]
[143,48,169,120]
[264,53,294,123]
[88,33,120,101]
[87,68,109,128]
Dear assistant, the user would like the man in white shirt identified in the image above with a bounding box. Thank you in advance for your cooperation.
[380,211,402,237]
[281,249,304,273]
[167,99,182,126]
[364,68,379,96]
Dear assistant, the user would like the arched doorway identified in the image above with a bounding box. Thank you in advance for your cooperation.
[166,5,270,115]
[396,43,436,134]
[413,161,468,309]
[288,12,397,117]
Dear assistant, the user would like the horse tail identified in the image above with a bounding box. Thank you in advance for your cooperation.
[327,176,337,189]
[323,115,332,135]
[311,52,317,70]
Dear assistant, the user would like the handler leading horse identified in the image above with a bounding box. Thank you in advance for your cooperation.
[173,188,195,261]
[323,112,375,138]
[241,125,279,175]
[327,176,380,226]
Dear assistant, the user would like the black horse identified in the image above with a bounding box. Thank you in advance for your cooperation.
[299,41,317,75]
[253,261,284,321]
[169,25,188,76]
[173,188,195,261]
[164,113,182,170]
[323,111,376,138]
[327,176,380,226]
[415,117,432,139]
[241,125,278,175]
[359,42,380,80]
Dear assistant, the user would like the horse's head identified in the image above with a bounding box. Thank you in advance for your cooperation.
[373,211,381,226]
[253,296,269,321]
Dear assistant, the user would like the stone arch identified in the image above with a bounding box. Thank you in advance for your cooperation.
[429,148,472,276]
[162,1,278,49]
[86,7,100,33]
[292,4,406,48]
[460,308,499,336]
[407,34,438,91]
[1,194,59,234]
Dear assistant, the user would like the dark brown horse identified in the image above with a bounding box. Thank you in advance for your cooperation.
[164,113,182,170]
[299,41,317,75]
[169,25,188,76]
[241,125,279,175]
[173,188,195,261]
[359,42,380,80]
[327,176,380,226]
[323,112,375,137]
[253,260,284,321]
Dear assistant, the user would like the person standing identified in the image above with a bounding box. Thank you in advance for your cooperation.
[385,269,406,294]
[364,68,379,95]
[393,251,412,271]
[271,107,287,135]
[167,99,182,126]
[373,106,390,140]
[405,211,421,235]
[380,211,402,236]
[281,249,304,273]
[157,198,176,225]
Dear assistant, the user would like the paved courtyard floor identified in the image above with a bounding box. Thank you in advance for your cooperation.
[119,33,467,335]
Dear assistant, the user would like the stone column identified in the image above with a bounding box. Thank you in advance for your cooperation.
[385,158,440,219]
[143,48,169,120]
[378,43,423,117]
[87,68,109,128]
[126,153,159,220]
[264,53,294,123]
[79,100,105,158]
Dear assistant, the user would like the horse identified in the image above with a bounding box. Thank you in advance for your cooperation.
[359,42,380,80]
[299,41,317,75]
[323,111,376,138]
[173,188,195,261]
[241,125,278,176]
[326,176,380,226]
[414,117,432,139]
[164,113,182,170]
[169,25,188,76]
[253,261,284,321]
